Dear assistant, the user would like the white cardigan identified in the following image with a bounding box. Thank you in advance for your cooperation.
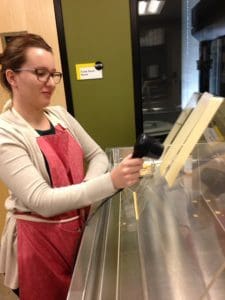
[0,105,117,289]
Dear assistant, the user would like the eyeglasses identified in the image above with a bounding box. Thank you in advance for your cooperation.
[13,68,62,84]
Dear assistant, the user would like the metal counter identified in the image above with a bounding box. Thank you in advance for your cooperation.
[67,144,225,300]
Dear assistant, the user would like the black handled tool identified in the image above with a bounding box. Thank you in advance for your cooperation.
[86,133,163,225]
[132,133,164,159]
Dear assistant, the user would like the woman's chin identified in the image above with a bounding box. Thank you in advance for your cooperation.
[41,96,52,106]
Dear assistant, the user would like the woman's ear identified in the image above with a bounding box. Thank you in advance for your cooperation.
[5,69,17,89]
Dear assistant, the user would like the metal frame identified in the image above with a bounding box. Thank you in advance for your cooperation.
[129,0,143,137]
[0,31,27,50]
[53,0,75,116]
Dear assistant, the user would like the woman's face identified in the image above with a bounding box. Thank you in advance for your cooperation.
[13,47,57,109]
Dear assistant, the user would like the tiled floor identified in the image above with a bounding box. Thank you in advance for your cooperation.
[0,275,18,299]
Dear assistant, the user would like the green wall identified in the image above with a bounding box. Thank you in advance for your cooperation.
[61,0,136,149]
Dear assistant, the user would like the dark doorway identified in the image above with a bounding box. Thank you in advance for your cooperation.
[130,0,182,141]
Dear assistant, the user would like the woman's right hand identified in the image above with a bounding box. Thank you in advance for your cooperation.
[110,154,143,189]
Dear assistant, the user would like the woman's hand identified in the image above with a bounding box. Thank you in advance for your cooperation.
[110,154,143,189]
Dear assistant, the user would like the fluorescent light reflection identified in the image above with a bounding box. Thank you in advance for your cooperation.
[147,1,165,14]
[138,1,148,15]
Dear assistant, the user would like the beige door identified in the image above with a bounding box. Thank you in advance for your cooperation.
[0,0,67,234]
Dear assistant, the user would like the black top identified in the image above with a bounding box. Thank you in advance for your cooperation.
[36,122,55,136]
[36,122,55,185]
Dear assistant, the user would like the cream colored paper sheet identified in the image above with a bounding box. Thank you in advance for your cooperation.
[160,92,214,176]
[163,92,200,148]
[164,95,223,187]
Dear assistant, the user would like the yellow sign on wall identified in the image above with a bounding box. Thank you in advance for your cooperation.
[75,62,103,80]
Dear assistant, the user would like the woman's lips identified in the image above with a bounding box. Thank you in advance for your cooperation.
[42,91,52,97]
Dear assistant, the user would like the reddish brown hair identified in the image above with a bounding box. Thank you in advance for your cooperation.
[0,33,52,92]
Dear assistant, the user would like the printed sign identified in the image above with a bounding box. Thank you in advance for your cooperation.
[75,63,103,80]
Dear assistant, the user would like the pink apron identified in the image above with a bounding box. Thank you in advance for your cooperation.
[17,124,88,300]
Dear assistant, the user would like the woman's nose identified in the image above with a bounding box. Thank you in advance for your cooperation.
[45,75,56,86]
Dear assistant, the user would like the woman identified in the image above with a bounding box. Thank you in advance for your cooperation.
[0,34,143,300]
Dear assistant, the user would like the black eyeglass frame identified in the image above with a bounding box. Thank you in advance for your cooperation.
[13,68,63,84]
